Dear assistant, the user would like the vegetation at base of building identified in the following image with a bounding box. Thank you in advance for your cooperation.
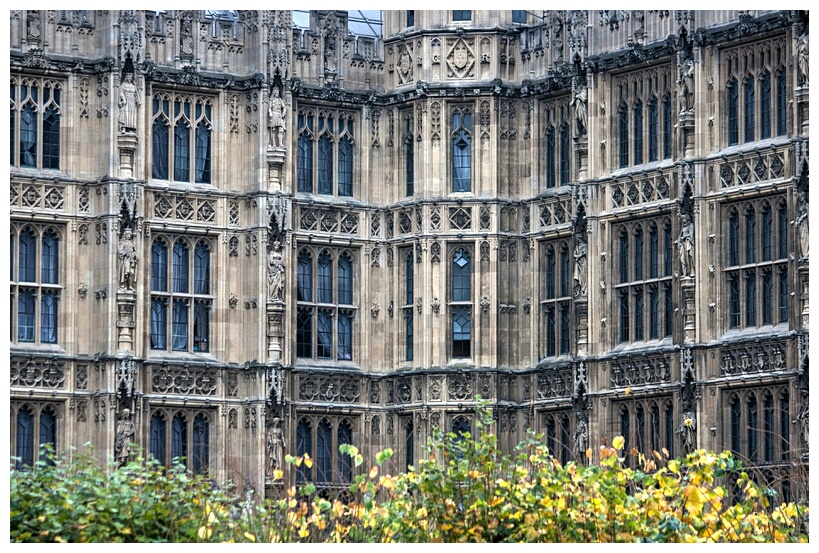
[10,406,808,543]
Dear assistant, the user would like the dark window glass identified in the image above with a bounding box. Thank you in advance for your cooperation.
[405,309,414,362]
[663,282,673,337]
[559,124,570,184]
[296,308,312,358]
[619,105,629,167]
[663,224,673,276]
[193,300,209,352]
[452,248,471,302]
[728,210,740,266]
[650,403,660,452]
[649,285,659,339]
[173,241,189,293]
[761,206,772,261]
[619,407,630,459]
[545,127,556,188]
[152,240,168,291]
[664,403,674,458]
[338,254,353,305]
[40,291,58,343]
[760,73,771,139]
[192,414,209,474]
[405,128,414,196]
[317,252,333,303]
[727,79,739,145]
[41,231,58,285]
[172,299,188,351]
[16,406,35,468]
[453,10,471,21]
[42,101,60,170]
[634,287,644,341]
[452,112,472,192]
[194,242,210,295]
[560,415,571,465]
[728,273,740,328]
[635,405,645,453]
[452,306,471,358]
[38,407,56,464]
[298,133,313,193]
[171,413,187,465]
[338,310,352,360]
[10,84,15,165]
[546,417,556,456]
[745,271,756,327]
[619,289,629,343]
[173,122,190,182]
[559,246,570,297]
[546,305,555,357]
[405,419,414,472]
[777,203,788,259]
[778,266,789,323]
[152,118,169,180]
[776,71,787,136]
[296,420,312,482]
[649,225,659,278]
[747,395,758,462]
[338,137,353,196]
[317,420,332,482]
[763,393,774,463]
[19,228,36,282]
[546,248,555,299]
[18,291,35,342]
[20,103,37,167]
[745,207,756,264]
[662,94,672,159]
[318,135,333,194]
[761,269,773,325]
[619,232,628,283]
[151,298,167,349]
[512,10,526,23]
[730,397,741,454]
[633,100,643,165]
[744,78,755,143]
[338,421,353,483]
[297,251,312,301]
[194,123,211,183]
[317,309,332,359]
[406,10,415,27]
[780,392,790,462]
[559,304,570,355]
[634,227,644,281]
[648,98,658,162]
[150,412,167,465]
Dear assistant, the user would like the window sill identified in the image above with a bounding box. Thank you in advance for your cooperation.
[445,359,476,370]
[719,322,791,344]
[147,180,220,193]
[294,359,361,371]
[610,158,675,179]
[146,350,220,364]
[10,343,67,356]
[609,337,674,355]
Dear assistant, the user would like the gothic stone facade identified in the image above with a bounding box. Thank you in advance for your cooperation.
[9,10,809,498]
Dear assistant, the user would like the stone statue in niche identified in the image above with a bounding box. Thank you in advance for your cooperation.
[118,72,141,132]
[796,187,809,259]
[797,31,809,87]
[570,82,588,137]
[267,87,287,149]
[180,13,194,56]
[118,227,138,290]
[678,212,695,277]
[677,410,696,454]
[797,388,809,453]
[267,241,285,302]
[324,37,337,77]
[678,58,695,113]
[574,235,588,296]
[115,408,135,466]
[573,415,588,457]
[266,417,286,476]
[27,10,41,39]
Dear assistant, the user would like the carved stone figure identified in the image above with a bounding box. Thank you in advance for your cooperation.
[27,10,41,39]
[267,241,284,302]
[324,38,337,75]
[796,188,809,259]
[677,410,696,454]
[118,73,141,132]
[180,13,194,56]
[574,236,588,295]
[118,227,138,290]
[267,87,286,149]
[678,59,695,113]
[570,83,588,136]
[266,417,285,476]
[797,32,809,87]
[573,416,588,457]
[115,408,135,466]
[679,212,695,277]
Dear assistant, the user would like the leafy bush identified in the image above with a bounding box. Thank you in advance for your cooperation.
[11,407,808,543]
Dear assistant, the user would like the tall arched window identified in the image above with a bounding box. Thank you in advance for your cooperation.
[451,248,472,358]
[41,230,59,285]
[152,97,170,179]
[150,412,167,466]
[152,239,168,291]
[296,419,312,482]
[194,242,210,295]
[634,226,644,281]
[761,204,772,261]
[650,402,661,452]
[19,228,36,283]
[727,78,739,145]
[337,253,353,305]
[747,394,758,462]
[405,419,414,472]
[618,103,629,167]
[559,124,570,184]
[743,77,755,143]
[635,404,646,454]
[338,136,353,196]
[763,392,775,463]
[317,419,333,482]
[619,230,629,284]
[173,100,191,182]
[776,70,787,136]
[546,247,556,299]
[760,72,771,139]
[648,97,658,162]
[633,99,643,165]
[338,420,353,483]
[405,250,414,361]
[664,402,674,458]
[297,251,313,302]
[779,390,790,461]
[662,93,672,159]
[777,201,788,259]
[545,126,556,188]
[745,206,756,264]
[20,102,37,167]
[728,209,740,266]
[318,125,333,194]
[38,406,57,464]
[405,113,415,196]
[649,224,659,279]
[193,101,212,184]
[192,413,209,474]
[451,108,473,192]
[173,240,189,293]
[16,406,35,468]
[297,112,314,193]
[619,406,630,463]
[317,252,333,303]
[171,413,188,464]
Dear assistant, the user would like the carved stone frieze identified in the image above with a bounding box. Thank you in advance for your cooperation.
[151,366,218,396]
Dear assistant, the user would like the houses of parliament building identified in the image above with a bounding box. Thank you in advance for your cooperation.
[9,10,810,498]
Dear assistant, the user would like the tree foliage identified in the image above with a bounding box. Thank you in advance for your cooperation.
[10,406,808,543]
